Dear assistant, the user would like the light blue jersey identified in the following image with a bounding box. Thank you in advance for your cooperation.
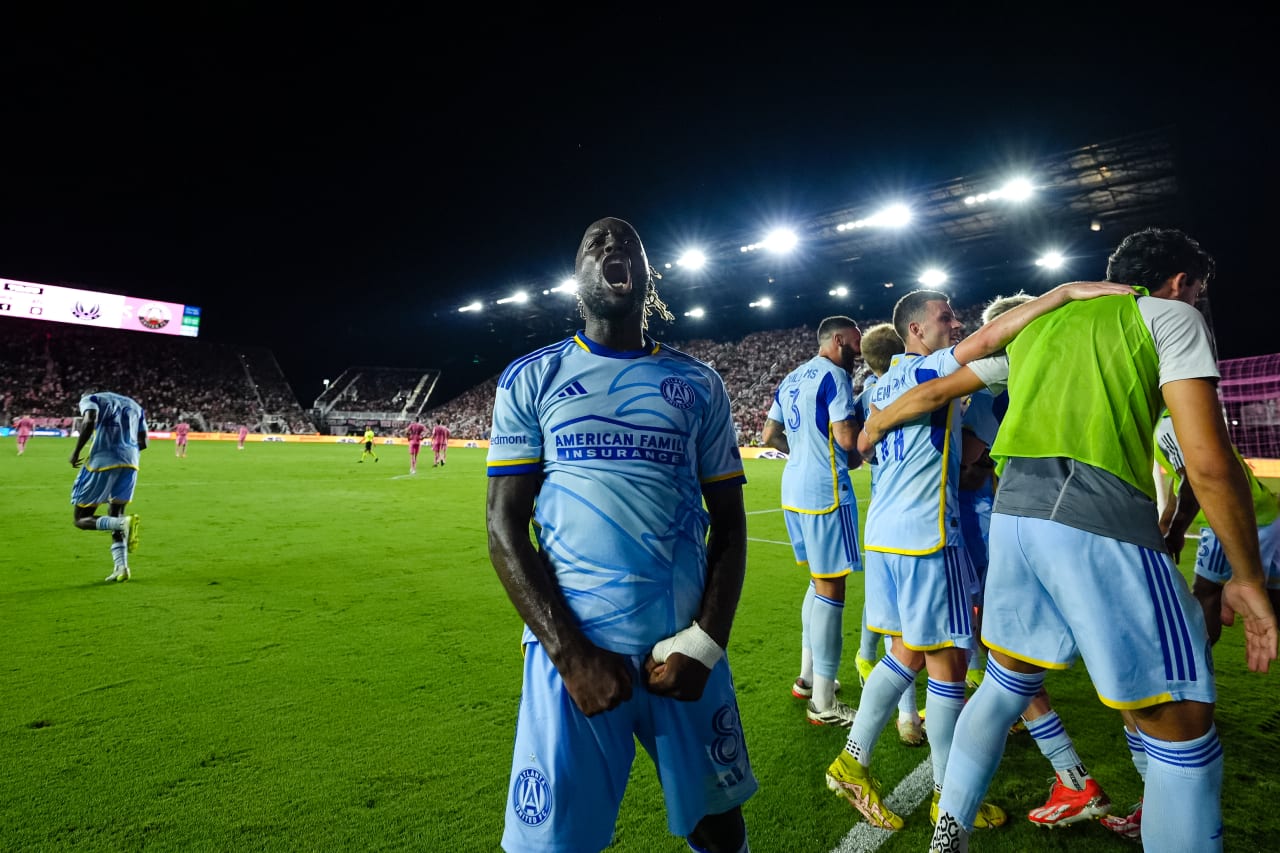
[487,332,746,656]
[864,348,964,554]
[766,354,857,513]
[78,392,146,471]
[854,375,881,494]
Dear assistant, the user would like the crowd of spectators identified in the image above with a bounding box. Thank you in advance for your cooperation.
[420,302,994,444]
[0,318,316,433]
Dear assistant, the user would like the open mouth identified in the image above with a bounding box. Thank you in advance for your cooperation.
[602,256,632,292]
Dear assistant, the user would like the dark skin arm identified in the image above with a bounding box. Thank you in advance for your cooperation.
[644,482,748,701]
[486,473,633,716]
[69,411,96,467]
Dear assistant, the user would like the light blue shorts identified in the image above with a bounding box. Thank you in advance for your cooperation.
[502,642,757,852]
[863,547,974,652]
[783,504,861,578]
[984,513,1215,710]
[70,467,138,507]
[1194,516,1280,589]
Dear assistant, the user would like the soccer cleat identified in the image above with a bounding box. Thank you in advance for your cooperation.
[124,515,140,553]
[826,756,904,830]
[1027,777,1111,828]
[855,654,876,687]
[1099,799,1142,841]
[965,668,984,689]
[897,714,926,746]
[791,676,842,699]
[931,791,1006,829]
[105,565,130,583]
[1009,718,1027,735]
[807,699,857,727]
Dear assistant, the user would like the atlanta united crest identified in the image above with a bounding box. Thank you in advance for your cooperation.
[660,376,695,410]
[512,766,552,826]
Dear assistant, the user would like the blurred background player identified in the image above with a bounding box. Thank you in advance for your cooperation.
[69,391,146,582]
[762,314,863,728]
[14,413,35,455]
[405,420,426,474]
[360,425,379,463]
[237,424,249,449]
[174,420,190,458]
[432,422,450,467]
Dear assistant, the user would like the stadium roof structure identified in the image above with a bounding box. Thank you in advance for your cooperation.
[472,126,1190,342]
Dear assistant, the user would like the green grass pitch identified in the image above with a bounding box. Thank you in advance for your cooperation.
[2,438,1277,851]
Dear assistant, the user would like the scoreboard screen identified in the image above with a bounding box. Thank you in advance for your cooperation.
[0,276,201,337]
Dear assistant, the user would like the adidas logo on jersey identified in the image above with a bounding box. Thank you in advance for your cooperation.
[556,381,589,398]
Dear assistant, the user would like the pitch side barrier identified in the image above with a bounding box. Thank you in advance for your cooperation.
[22,432,1280,476]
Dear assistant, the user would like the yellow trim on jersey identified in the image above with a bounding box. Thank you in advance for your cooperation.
[1097,692,1176,711]
[902,638,959,652]
[981,639,1071,671]
[810,568,854,579]
[84,463,140,473]
[701,469,746,485]
[780,424,845,515]
[865,624,902,638]
[864,399,955,556]
[489,457,541,468]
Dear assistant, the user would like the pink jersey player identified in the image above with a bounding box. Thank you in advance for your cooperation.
[237,425,249,449]
[431,424,450,467]
[174,422,190,457]
[15,415,35,455]
[406,422,426,474]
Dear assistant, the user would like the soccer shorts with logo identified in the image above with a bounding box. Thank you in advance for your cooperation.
[983,513,1215,708]
[70,467,138,507]
[863,547,974,651]
[502,641,757,852]
[1194,517,1280,589]
[783,505,861,578]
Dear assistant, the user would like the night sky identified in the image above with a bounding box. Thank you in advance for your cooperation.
[1,11,1269,406]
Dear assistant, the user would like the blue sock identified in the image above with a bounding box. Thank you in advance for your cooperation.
[843,654,916,765]
[1125,726,1148,781]
[1140,726,1223,853]
[925,678,967,792]
[799,581,816,681]
[937,657,1043,830]
[810,594,844,707]
[1026,711,1089,789]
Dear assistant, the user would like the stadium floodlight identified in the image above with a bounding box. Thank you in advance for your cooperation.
[458,301,483,312]
[918,268,948,287]
[1001,177,1034,202]
[684,307,706,318]
[550,278,578,295]
[676,249,707,270]
[496,291,528,305]
[829,286,848,297]
[741,228,799,254]
[964,176,1035,205]
[749,297,773,309]
[836,202,913,231]
[1035,251,1066,270]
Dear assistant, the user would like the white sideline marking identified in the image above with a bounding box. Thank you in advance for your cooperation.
[830,758,934,853]
[746,508,783,516]
[747,537,792,547]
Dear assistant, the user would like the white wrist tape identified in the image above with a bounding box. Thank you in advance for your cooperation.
[649,621,724,669]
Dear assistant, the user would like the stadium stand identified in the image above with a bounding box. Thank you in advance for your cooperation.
[0,317,316,433]
[311,366,441,435]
